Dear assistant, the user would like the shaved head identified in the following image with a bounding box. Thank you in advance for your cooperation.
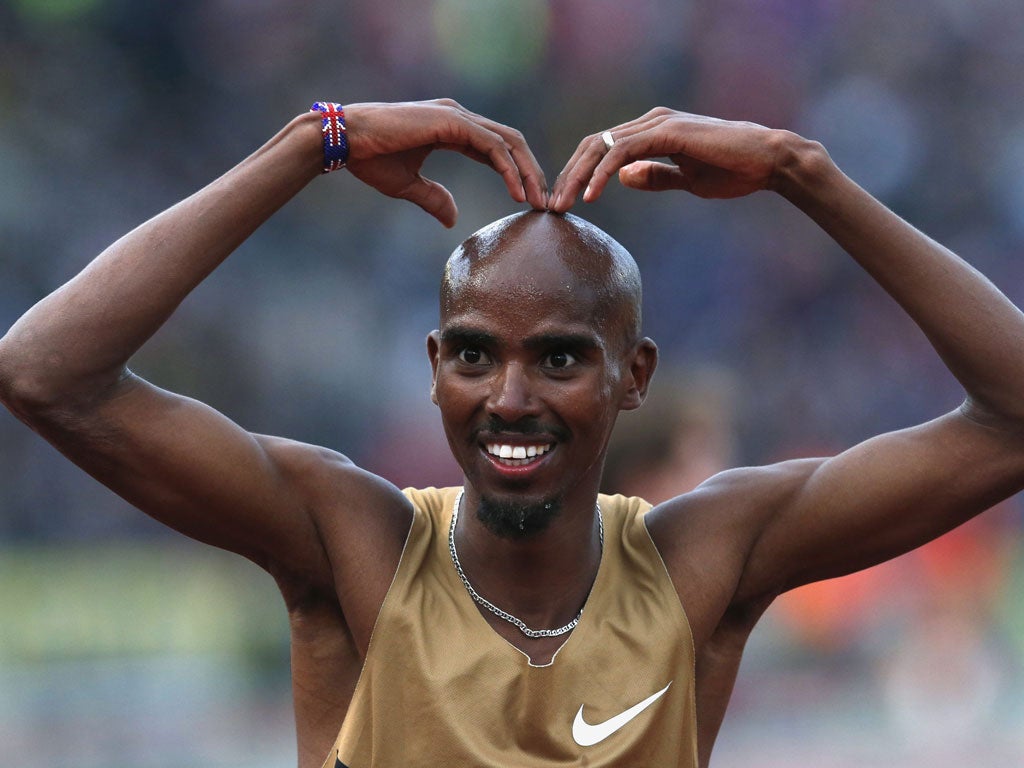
[440,211,643,349]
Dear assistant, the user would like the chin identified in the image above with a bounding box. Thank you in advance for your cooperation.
[476,494,563,540]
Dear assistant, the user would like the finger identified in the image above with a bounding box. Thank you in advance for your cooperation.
[618,161,689,192]
[437,142,492,166]
[550,109,678,211]
[552,126,654,210]
[579,139,638,204]
[473,116,549,210]
[550,133,610,212]
[450,118,528,204]
[511,141,548,211]
[396,175,459,228]
[580,118,684,203]
[441,133,547,210]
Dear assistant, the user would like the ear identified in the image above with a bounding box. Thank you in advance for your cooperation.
[619,337,658,411]
[427,330,441,405]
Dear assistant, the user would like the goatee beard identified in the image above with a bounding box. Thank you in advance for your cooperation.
[477,496,562,540]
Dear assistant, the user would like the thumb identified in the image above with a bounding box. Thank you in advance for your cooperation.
[619,161,689,192]
[399,175,458,228]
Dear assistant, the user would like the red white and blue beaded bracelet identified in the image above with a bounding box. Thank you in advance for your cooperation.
[310,101,348,173]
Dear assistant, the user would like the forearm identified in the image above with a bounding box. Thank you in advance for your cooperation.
[775,135,1024,423]
[0,111,322,410]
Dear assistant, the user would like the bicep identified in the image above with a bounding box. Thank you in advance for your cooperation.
[738,409,1024,601]
[32,373,333,580]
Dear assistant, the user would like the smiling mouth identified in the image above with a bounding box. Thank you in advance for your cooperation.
[484,442,553,467]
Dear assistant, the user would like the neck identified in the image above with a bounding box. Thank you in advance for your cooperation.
[452,485,604,632]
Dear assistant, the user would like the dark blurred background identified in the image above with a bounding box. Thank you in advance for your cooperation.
[3,0,1024,765]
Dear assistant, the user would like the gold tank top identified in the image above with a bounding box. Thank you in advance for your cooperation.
[321,486,697,767]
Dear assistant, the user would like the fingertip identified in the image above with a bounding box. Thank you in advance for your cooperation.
[443,198,459,227]
[618,163,642,188]
[526,178,549,211]
[506,175,527,204]
[547,183,562,211]
[439,208,457,228]
[424,187,458,228]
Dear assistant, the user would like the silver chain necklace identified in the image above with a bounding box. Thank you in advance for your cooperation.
[448,489,603,639]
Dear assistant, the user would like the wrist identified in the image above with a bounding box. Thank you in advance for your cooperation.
[310,101,349,173]
[258,112,324,180]
[768,130,836,203]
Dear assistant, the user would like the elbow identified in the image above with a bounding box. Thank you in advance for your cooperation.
[959,395,1024,439]
[0,335,28,409]
[0,335,98,423]
[0,336,56,420]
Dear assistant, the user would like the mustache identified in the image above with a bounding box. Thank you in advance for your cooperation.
[473,416,569,441]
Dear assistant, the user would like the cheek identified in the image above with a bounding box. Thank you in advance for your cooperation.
[554,377,617,423]
[434,376,478,424]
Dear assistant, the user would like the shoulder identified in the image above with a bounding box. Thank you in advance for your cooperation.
[645,458,822,538]
[256,435,415,586]
[256,433,354,481]
[257,434,413,516]
[640,459,824,639]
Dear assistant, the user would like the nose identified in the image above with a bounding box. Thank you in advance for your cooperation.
[486,363,541,423]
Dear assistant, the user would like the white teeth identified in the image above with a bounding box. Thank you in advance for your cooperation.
[485,443,553,463]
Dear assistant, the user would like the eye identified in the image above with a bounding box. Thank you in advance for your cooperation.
[543,351,577,369]
[457,347,491,365]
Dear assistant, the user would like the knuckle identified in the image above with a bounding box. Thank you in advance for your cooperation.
[484,132,507,152]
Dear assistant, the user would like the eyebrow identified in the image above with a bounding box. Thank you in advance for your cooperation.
[523,333,603,353]
[440,326,602,352]
[440,327,499,348]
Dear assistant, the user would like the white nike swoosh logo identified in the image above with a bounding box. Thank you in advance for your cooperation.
[572,681,672,747]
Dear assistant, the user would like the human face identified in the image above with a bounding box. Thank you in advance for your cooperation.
[428,260,633,519]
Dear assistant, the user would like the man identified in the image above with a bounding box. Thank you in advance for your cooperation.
[2,99,1023,767]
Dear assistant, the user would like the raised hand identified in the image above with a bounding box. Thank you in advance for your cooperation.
[549,108,795,212]
[344,99,548,227]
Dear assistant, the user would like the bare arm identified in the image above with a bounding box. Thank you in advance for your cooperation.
[551,110,1024,602]
[0,100,547,589]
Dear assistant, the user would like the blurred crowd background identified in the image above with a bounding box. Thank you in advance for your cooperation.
[3,0,1024,765]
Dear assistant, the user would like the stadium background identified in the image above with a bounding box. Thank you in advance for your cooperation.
[3,0,1024,765]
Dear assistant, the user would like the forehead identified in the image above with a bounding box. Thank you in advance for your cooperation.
[442,275,605,345]
[442,246,606,332]
[449,246,589,301]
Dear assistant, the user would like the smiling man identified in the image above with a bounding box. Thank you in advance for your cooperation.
[3,100,1024,768]
[431,211,651,539]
